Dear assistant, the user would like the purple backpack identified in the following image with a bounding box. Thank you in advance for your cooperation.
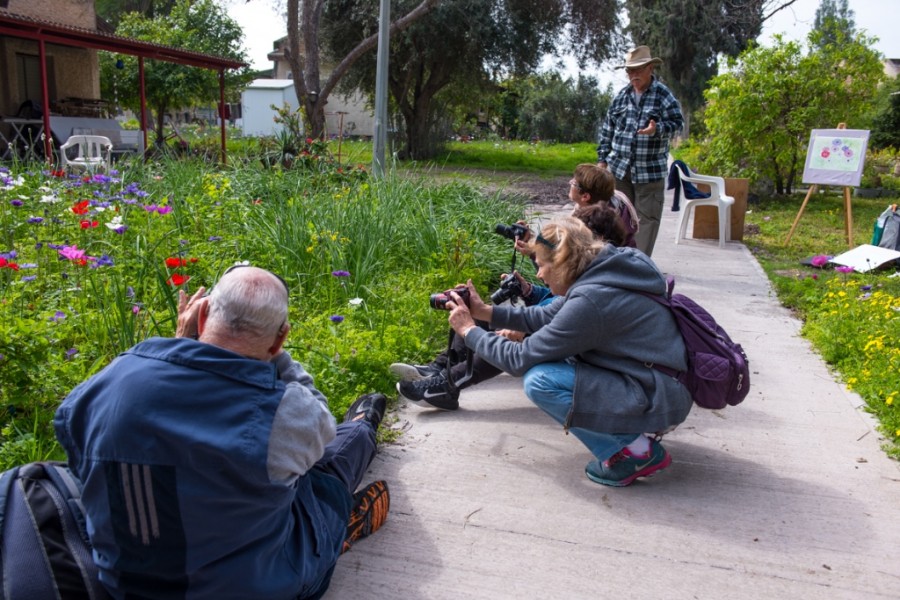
[642,278,750,409]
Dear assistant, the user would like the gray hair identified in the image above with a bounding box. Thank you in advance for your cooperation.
[206,267,288,338]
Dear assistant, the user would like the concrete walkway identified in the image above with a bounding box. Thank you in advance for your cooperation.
[326,191,900,599]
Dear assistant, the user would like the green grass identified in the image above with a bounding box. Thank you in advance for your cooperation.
[744,189,900,458]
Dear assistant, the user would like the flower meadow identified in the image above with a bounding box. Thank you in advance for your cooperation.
[0,158,526,468]
[746,193,900,459]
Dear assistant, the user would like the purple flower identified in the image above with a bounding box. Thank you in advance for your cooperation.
[132,305,141,314]
[208,236,222,242]
[126,286,135,298]
[330,315,344,323]
[50,311,66,322]
[27,216,44,224]
[65,348,79,359]
[332,270,351,278]
[834,265,854,274]
[21,275,36,282]
[142,204,158,212]
[96,254,114,267]
[157,205,173,215]
[860,285,872,291]
[10,199,23,207]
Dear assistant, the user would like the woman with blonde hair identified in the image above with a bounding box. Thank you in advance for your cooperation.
[445,216,692,487]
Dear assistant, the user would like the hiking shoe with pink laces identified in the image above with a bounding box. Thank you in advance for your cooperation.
[585,438,671,487]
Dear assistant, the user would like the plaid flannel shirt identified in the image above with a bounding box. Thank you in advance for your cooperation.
[597,78,684,184]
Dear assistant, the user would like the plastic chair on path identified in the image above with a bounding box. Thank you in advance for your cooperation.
[59,135,113,173]
[674,166,735,248]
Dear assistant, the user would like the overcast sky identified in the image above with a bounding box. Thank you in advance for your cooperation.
[223,0,900,80]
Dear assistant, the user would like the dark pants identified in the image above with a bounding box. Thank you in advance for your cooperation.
[312,420,377,494]
[431,322,503,389]
[303,420,378,599]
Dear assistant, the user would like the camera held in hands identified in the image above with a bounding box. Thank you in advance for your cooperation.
[490,273,524,305]
[429,285,470,310]
[494,223,529,241]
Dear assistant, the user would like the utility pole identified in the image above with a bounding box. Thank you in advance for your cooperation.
[372,0,390,177]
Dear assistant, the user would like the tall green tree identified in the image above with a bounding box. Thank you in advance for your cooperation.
[100,0,250,145]
[95,0,179,27]
[697,31,884,195]
[812,0,856,48]
[324,0,619,159]
[284,0,441,140]
[625,0,800,134]
[514,73,613,143]
[870,77,900,151]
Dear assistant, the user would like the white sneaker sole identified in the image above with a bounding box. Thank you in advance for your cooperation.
[389,363,428,381]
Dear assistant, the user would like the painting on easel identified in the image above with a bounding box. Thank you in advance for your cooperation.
[802,129,870,187]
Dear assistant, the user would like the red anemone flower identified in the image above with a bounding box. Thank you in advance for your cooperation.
[165,257,187,268]
[71,200,90,215]
[166,273,191,286]
[80,220,99,229]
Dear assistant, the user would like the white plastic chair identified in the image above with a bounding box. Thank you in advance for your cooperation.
[674,166,735,248]
[59,135,113,173]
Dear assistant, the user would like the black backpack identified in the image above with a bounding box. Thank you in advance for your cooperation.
[0,461,110,600]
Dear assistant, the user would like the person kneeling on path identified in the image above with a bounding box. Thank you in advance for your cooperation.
[394,204,629,411]
[54,265,390,600]
[443,218,692,487]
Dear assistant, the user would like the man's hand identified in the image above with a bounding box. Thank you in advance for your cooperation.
[637,119,657,136]
[176,287,206,339]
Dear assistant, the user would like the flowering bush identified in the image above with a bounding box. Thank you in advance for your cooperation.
[0,156,524,467]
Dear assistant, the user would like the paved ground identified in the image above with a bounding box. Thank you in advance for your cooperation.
[326,188,900,599]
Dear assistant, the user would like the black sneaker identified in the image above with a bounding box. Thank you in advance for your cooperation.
[343,392,387,430]
[397,374,460,411]
[341,480,390,554]
[389,362,442,381]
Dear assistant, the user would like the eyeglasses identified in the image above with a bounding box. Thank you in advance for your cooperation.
[222,263,290,295]
[535,232,557,250]
[569,178,582,191]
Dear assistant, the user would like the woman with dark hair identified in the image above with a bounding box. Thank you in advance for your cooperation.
[444,216,692,487]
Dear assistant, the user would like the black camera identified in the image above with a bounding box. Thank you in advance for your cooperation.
[490,273,525,305]
[494,223,529,241]
[429,285,470,310]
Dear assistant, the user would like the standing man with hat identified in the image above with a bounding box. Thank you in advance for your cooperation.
[597,45,684,257]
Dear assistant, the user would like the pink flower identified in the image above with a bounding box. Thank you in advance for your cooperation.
[834,265,854,274]
[810,255,830,268]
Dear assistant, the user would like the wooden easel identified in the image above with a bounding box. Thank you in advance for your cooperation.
[785,123,854,247]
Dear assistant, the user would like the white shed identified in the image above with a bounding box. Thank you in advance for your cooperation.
[241,79,299,137]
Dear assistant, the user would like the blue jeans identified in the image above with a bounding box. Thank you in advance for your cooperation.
[523,362,639,462]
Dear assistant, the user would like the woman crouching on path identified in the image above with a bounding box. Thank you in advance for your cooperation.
[444,216,692,487]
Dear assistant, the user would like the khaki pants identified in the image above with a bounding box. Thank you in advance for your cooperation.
[614,175,665,257]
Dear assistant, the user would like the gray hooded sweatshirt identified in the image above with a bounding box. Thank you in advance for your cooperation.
[466,244,692,434]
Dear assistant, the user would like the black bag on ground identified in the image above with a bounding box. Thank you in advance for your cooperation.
[0,461,110,600]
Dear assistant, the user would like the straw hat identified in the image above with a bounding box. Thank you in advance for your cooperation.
[616,46,663,69]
